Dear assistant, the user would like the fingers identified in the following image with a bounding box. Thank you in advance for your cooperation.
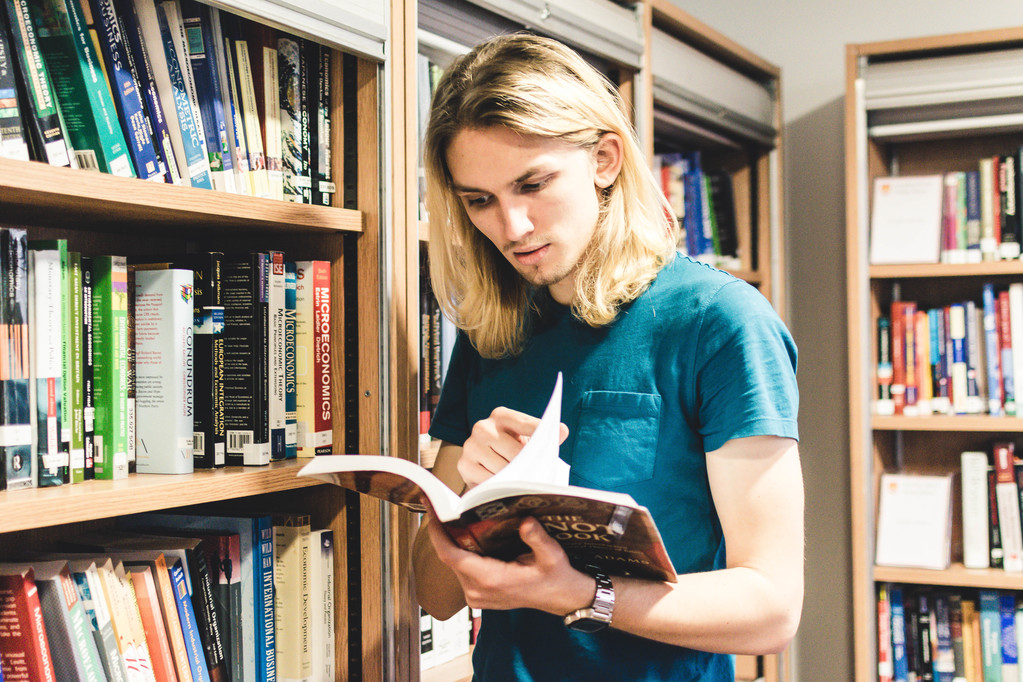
[458,407,545,487]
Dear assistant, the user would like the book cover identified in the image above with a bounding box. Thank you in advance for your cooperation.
[870,175,944,265]
[308,528,334,681]
[284,260,297,459]
[32,0,136,177]
[873,471,954,571]
[66,558,130,682]
[277,33,306,203]
[133,267,195,474]
[113,0,178,183]
[294,259,331,456]
[0,10,30,161]
[269,250,285,460]
[88,0,164,181]
[273,513,311,681]
[91,255,129,480]
[27,243,69,486]
[125,564,178,682]
[25,560,106,682]
[178,0,233,193]
[302,375,677,582]
[0,565,57,680]
[222,252,270,466]
[0,227,32,490]
[1,0,73,167]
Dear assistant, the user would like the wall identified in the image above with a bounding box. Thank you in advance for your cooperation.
[669,2,1023,680]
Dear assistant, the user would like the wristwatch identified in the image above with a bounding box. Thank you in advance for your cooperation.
[563,568,615,632]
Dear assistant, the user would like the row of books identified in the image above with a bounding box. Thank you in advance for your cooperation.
[874,282,1023,418]
[0,226,333,491]
[0,512,335,682]
[869,149,1022,266]
[654,150,740,271]
[0,0,335,204]
[418,255,455,449]
[876,584,1023,682]
[415,52,445,221]
[961,445,1023,575]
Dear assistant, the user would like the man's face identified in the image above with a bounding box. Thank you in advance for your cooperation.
[446,126,619,305]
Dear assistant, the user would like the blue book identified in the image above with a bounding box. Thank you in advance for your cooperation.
[1001,593,1019,682]
[966,170,982,260]
[932,593,954,682]
[90,0,164,181]
[284,261,297,459]
[980,590,1003,681]
[983,283,1004,415]
[928,307,949,414]
[114,0,178,182]
[178,0,233,192]
[889,586,909,682]
[682,152,708,259]
[169,559,213,682]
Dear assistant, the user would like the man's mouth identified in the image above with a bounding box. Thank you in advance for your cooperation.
[512,244,549,266]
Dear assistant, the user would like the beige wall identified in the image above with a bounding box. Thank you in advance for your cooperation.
[669,2,1023,680]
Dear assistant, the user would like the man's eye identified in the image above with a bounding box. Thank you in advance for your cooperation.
[466,195,490,207]
[521,180,547,193]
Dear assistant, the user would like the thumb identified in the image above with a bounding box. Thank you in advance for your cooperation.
[519,517,559,557]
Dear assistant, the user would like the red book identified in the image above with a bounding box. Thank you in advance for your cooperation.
[126,565,178,682]
[998,289,1016,414]
[0,566,57,681]
[295,260,332,456]
[890,301,907,415]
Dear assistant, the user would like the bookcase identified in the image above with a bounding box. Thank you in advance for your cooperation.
[845,28,1023,681]
[0,0,396,679]
[403,2,789,681]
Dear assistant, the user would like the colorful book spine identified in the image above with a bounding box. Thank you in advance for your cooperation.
[278,33,306,202]
[0,12,30,161]
[31,0,135,176]
[294,260,331,456]
[133,267,195,474]
[273,514,311,680]
[248,22,281,200]
[90,0,164,180]
[0,566,58,680]
[184,252,224,468]
[284,260,297,459]
[0,227,33,490]
[269,250,285,459]
[217,12,250,193]
[169,559,212,682]
[222,13,268,198]
[28,242,69,486]
[980,590,1004,680]
[307,40,333,206]
[91,255,129,480]
[889,585,909,682]
[69,251,85,482]
[1,0,74,167]
[67,559,130,682]
[81,256,96,478]
[32,560,106,682]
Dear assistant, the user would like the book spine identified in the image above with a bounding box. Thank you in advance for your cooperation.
[144,555,193,682]
[81,255,95,478]
[219,21,250,193]
[229,24,269,198]
[126,567,177,682]
[284,261,297,459]
[963,450,992,569]
[69,563,130,682]
[0,569,58,680]
[983,283,1004,416]
[294,260,331,456]
[1,227,33,490]
[980,590,1004,680]
[949,303,969,415]
[90,0,164,180]
[28,245,68,486]
[273,516,311,680]
[878,584,894,682]
[134,267,195,474]
[269,251,285,459]
[178,0,233,193]
[69,251,85,482]
[933,593,955,682]
[890,586,909,682]
[0,12,31,161]
[185,252,225,468]
[998,289,1016,415]
[2,0,73,167]
[91,255,129,480]
[256,516,275,682]
[996,441,1023,572]
[1001,155,1021,259]
[277,34,306,202]
[169,560,212,682]
[221,253,270,465]
[309,528,334,680]
[207,6,246,193]
[250,24,281,200]
[310,42,333,206]
[185,546,228,680]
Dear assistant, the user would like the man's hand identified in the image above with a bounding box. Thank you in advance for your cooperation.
[457,407,569,489]
[425,510,595,616]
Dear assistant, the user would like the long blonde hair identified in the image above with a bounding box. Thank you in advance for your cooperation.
[425,33,678,358]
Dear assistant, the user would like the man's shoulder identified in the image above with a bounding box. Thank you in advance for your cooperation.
[650,252,745,297]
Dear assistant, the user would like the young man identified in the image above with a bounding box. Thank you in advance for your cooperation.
[413,33,803,681]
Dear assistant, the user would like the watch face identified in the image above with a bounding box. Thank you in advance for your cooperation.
[565,616,609,633]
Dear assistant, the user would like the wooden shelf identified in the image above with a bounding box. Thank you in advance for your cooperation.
[0,460,322,534]
[874,564,1023,591]
[870,261,1023,279]
[872,415,1023,431]
[0,157,363,234]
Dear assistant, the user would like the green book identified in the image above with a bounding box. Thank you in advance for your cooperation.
[69,251,85,482]
[30,239,73,486]
[30,0,135,176]
[91,255,128,480]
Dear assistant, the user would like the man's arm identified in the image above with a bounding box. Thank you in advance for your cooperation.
[422,434,804,654]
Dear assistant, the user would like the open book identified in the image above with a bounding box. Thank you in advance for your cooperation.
[299,375,677,582]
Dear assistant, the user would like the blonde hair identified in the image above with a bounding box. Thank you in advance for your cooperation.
[425,33,678,358]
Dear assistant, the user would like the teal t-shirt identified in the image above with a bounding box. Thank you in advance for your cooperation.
[429,253,799,681]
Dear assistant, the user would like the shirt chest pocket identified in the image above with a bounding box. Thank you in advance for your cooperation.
[570,390,662,489]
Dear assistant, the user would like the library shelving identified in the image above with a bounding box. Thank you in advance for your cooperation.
[405,2,789,681]
[845,27,1023,681]
[0,0,394,679]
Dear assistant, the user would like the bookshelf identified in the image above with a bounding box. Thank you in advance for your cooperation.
[845,27,1023,681]
[0,0,393,679]
[405,2,789,681]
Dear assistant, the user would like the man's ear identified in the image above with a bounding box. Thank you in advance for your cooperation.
[593,133,624,189]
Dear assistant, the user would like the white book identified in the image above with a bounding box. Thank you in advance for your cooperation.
[869,175,944,265]
[28,248,67,483]
[133,268,194,474]
[995,443,1023,572]
[1011,283,1023,418]
[273,515,311,680]
[961,451,991,569]
[948,303,969,415]
[269,252,286,460]
[233,36,271,198]
[308,528,335,681]
[875,472,953,570]
[261,40,284,201]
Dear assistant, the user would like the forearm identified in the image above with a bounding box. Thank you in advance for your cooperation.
[413,518,468,619]
[610,565,802,655]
